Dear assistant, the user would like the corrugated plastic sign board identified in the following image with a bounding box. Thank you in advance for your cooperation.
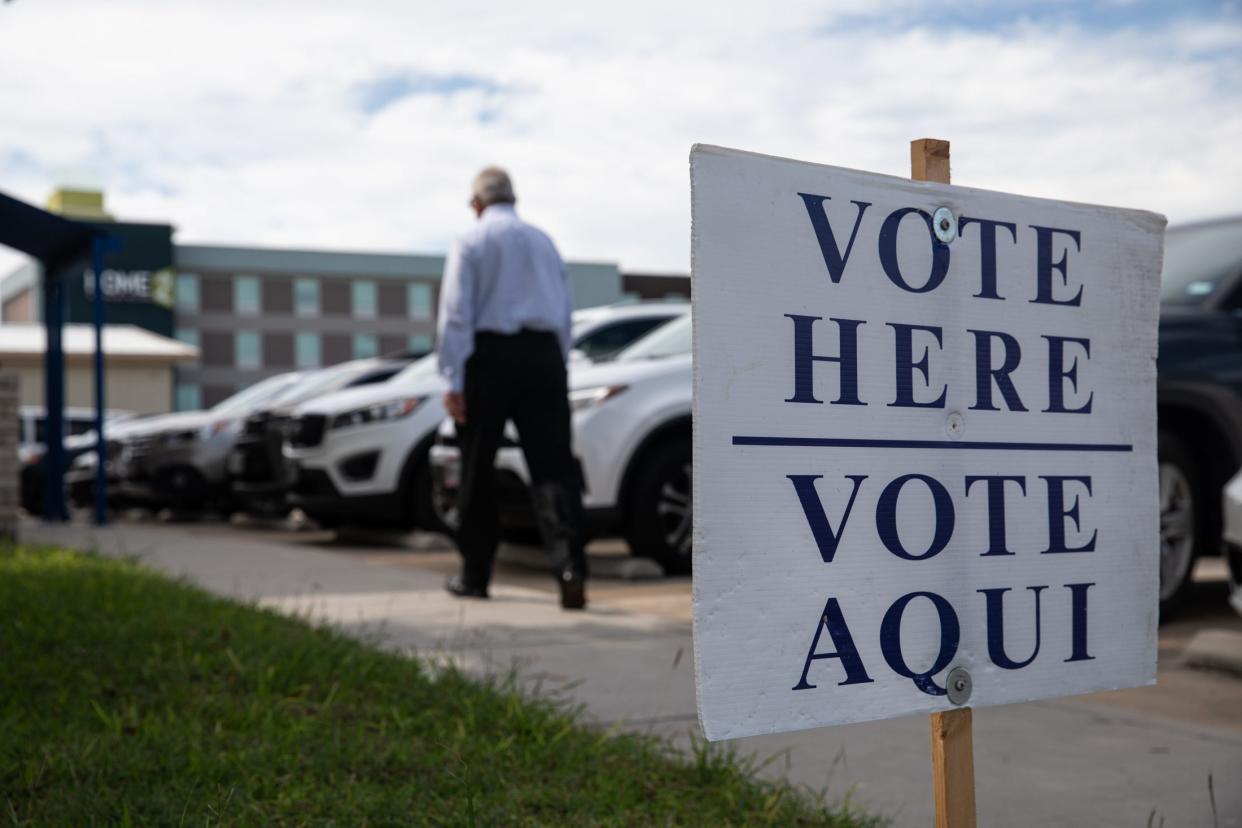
[690,144,1166,741]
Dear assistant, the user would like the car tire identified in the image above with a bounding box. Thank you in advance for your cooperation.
[624,439,693,575]
[1158,430,1201,619]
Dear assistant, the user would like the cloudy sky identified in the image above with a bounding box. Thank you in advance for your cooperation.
[1,0,1239,275]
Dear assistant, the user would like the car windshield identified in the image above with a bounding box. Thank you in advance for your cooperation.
[211,372,304,416]
[1160,219,1242,306]
[615,315,692,361]
[391,354,440,383]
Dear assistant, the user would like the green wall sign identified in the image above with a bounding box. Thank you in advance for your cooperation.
[66,221,175,337]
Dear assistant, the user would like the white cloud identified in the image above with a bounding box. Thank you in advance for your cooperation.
[0,1,1238,276]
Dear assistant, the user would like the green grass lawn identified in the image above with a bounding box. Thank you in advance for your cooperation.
[0,547,883,827]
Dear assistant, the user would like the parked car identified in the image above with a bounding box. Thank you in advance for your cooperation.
[18,408,142,515]
[115,371,310,511]
[226,356,416,514]
[431,313,694,573]
[20,430,113,516]
[284,356,446,530]
[65,413,171,511]
[283,301,690,533]
[17,405,136,450]
[17,405,134,449]
[1155,214,1242,615]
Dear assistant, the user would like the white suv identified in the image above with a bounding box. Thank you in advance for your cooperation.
[284,302,688,532]
[431,314,693,573]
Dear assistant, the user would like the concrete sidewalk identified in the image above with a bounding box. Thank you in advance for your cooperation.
[24,520,1241,827]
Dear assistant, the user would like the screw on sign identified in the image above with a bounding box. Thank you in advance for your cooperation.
[946,666,972,706]
[933,206,958,243]
[690,138,1164,828]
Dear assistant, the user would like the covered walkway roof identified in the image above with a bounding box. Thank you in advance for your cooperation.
[1,189,112,523]
[0,191,95,270]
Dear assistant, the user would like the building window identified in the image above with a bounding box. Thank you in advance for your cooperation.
[175,328,201,364]
[176,273,200,313]
[409,282,432,319]
[236,331,262,369]
[353,333,378,359]
[294,277,319,317]
[408,333,432,353]
[234,275,261,316]
[295,332,321,368]
[175,383,202,411]
[352,280,377,319]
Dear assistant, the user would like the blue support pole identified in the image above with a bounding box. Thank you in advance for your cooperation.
[91,235,109,526]
[42,270,68,522]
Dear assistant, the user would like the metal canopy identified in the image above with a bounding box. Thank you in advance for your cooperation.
[0,190,113,523]
[0,192,94,269]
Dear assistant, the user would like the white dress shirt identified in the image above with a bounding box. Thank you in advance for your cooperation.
[436,203,573,392]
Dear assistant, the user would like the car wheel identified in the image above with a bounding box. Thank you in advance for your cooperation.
[1158,431,1199,618]
[625,440,692,575]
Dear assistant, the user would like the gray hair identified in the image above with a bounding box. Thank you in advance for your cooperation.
[472,166,516,206]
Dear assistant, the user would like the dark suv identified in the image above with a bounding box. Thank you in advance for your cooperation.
[1157,215,1242,614]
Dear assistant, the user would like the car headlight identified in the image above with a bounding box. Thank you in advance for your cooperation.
[569,384,628,412]
[329,397,426,431]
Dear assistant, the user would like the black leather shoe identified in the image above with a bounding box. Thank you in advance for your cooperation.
[444,576,489,599]
[559,572,586,610]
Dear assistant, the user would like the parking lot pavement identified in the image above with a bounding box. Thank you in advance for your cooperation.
[22,517,1242,827]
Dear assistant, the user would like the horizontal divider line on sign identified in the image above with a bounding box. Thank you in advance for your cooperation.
[731,436,1133,452]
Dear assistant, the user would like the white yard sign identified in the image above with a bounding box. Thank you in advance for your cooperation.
[691,145,1166,741]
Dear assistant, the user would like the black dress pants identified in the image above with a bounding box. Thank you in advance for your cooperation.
[455,329,587,589]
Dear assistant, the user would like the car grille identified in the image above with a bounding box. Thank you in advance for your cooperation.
[265,414,291,436]
[232,442,273,481]
[126,433,158,462]
[289,414,326,449]
[123,433,159,480]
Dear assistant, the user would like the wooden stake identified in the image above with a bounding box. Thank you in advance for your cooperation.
[930,707,976,828]
[911,136,977,828]
[911,138,951,185]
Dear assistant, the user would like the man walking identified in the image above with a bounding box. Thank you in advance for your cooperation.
[437,166,587,610]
